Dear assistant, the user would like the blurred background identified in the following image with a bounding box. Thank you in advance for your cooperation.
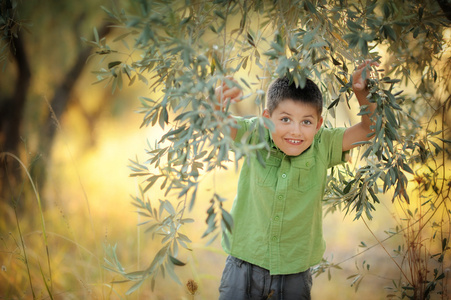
[0,1,449,299]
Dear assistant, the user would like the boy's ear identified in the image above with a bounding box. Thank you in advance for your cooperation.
[316,116,323,132]
[262,109,271,128]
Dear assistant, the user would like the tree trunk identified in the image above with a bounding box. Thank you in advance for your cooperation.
[0,32,31,153]
[0,31,31,203]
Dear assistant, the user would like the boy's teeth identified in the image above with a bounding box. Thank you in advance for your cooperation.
[288,139,300,144]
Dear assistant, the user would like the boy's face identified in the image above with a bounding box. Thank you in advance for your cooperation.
[263,99,323,156]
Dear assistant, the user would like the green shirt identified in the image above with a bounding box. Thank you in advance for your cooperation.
[222,116,347,275]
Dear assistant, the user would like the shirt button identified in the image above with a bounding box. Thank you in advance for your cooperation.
[278,195,283,200]
[281,173,287,178]
[274,216,279,221]
[306,162,310,167]
[272,236,277,241]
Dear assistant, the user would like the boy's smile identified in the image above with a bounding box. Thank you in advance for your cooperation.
[263,99,323,156]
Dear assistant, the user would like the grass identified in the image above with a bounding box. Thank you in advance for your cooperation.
[1,152,52,299]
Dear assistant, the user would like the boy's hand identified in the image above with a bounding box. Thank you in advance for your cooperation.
[342,59,380,152]
[352,59,380,93]
[214,76,243,110]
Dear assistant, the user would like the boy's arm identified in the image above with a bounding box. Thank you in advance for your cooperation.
[213,77,243,140]
[342,60,379,152]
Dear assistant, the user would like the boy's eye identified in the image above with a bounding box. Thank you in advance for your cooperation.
[281,117,290,123]
[302,120,312,125]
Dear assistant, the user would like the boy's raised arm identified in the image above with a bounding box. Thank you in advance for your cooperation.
[213,77,243,140]
[342,60,379,152]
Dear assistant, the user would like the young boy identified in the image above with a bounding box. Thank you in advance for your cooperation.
[215,61,377,300]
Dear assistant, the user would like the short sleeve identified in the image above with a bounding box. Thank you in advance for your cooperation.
[233,116,257,143]
[315,127,348,168]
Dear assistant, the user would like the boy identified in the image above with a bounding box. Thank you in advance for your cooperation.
[216,61,378,300]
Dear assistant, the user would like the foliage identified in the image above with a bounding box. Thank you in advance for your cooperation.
[90,0,450,298]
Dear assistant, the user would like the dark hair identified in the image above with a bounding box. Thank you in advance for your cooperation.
[266,77,323,116]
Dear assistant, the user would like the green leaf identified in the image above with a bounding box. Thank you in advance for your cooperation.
[352,141,372,146]
[347,20,364,32]
[401,163,414,174]
[180,16,191,25]
[214,10,225,20]
[382,78,401,84]
[384,105,398,128]
[125,280,145,295]
[160,126,186,142]
[438,138,451,144]
[111,279,131,284]
[159,106,169,129]
[328,98,340,110]
[442,238,448,251]
[358,38,368,56]
[383,25,397,41]
[108,61,121,69]
[383,3,390,18]
[177,233,192,243]
[304,0,316,13]
[222,231,231,249]
[169,255,186,266]
[343,179,355,194]
[165,262,182,285]
[413,27,420,38]
[221,207,234,233]
[247,32,256,47]
[124,270,146,280]
[93,27,99,43]
[256,150,266,167]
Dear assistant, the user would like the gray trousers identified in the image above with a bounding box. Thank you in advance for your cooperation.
[219,256,312,300]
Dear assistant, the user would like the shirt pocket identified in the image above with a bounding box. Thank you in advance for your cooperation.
[292,157,316,191]
[256,155,281,187]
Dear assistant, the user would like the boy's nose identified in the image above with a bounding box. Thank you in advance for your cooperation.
[291,124,302,136]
